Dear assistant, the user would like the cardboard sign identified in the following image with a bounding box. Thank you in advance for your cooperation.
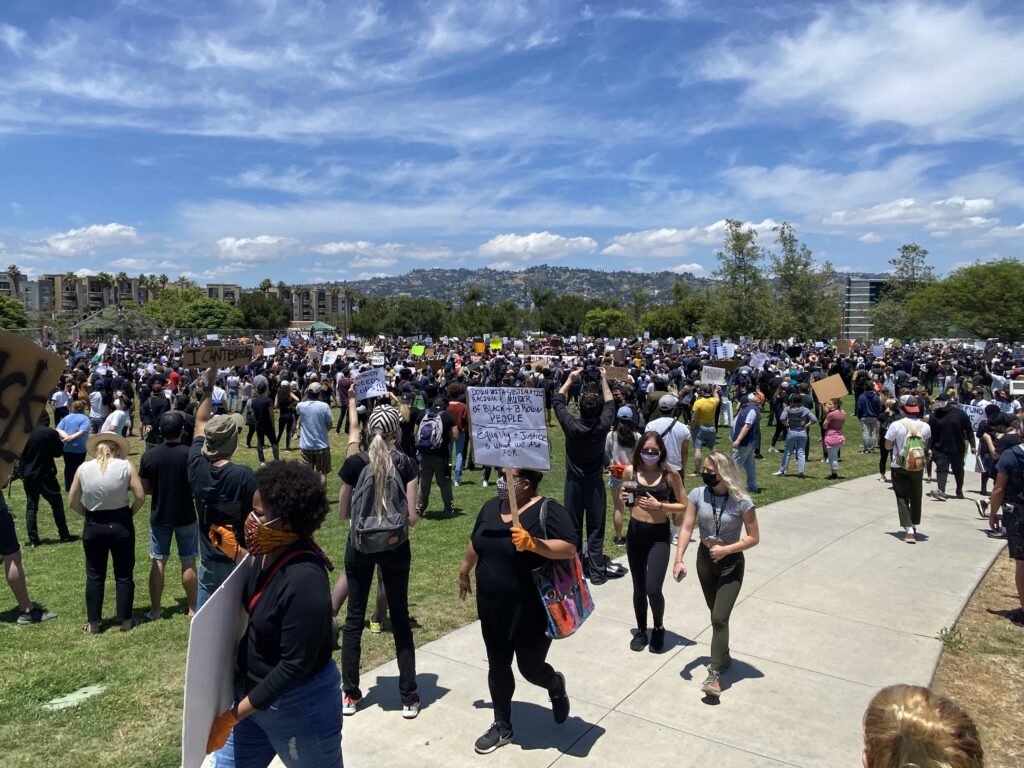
[182,345,253,368]
[810,374,849,403]
[371,354,386,368]
[426,359,445,372]
[354,367,387,401]
[474,340,485,354]
[0,333,66,487]
[321,350,339,367]
[468,387,550,471]
[606,366,630,382]
[836,339,853,355]
[700,366,727,385]
[181,556,255,768]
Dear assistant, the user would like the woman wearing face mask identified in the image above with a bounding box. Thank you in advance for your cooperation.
[206,461,341,766]
[672,451,760,698]
[338,405,420,719]
[619,432,686,653]
[458,470,578,754]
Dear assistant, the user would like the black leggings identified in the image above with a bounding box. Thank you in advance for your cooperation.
[770,422,787,448]
[626,518,671,631]
[82,509,135,623]
[277,412,296,449]
[879,445,889,476]
[479,598,558,728]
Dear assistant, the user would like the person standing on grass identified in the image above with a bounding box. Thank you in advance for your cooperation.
[1,490,58,625]
[57,399,91,492]
[926,392,976,502]
[140,412,198,620]
[884,396,931,544]
[276,380,299,451]
[672,450,759,698]
[447,384,470,488]
[856,384,883,453]
[774,392,817,479]
[206,461,342,767]
[415,394,458,518]
[822,398,846,480]
[689,384,720,475]
[20,411,75,547]
[249,383,279,465]
[458,469,575,754]
[987,419,1024,625]
[69,432,145,634]
[295,382,334,485]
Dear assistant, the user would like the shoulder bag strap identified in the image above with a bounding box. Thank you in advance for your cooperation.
[537,497,551,539]
[246,549,318,615]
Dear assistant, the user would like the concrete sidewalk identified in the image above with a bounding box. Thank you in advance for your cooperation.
[295,474,1005,767]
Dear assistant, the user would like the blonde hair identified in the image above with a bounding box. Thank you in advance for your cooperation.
[93,440,121,473]
[703,451,750,504]
[863,685,983,768]
[368,433,395,521]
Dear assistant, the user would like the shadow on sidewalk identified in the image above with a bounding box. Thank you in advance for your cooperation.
[472,699,606,755]
[679,655,765,704]
[359,672,450,713]
[884,531,931,543]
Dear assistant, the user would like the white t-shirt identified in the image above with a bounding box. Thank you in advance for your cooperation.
[101,410,131,435]
[885,417,932,466]
[88,390,107,419]
[51,390,72,409]
[77,458,132,511]
[643,416,691,471]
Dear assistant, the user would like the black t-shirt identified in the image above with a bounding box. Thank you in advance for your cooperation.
[20,425,63,480]
[250,395,274,429]
[470,496,577,606]
[239,544,334,711]
[338,450,420,487]
[187,437,257,563]
[140,442,198,527]
[552,394,615,478]
[413,408,456,458]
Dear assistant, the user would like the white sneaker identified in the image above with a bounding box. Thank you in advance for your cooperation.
[453,481,460,487]
[402,701,421,719]
[481,481,488,488]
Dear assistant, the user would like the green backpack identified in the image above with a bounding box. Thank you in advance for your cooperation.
[897,419,926,472]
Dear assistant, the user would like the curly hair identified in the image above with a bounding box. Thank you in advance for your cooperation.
[254,461,328,538]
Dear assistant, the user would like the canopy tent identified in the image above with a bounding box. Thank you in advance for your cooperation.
[303,321,335,331]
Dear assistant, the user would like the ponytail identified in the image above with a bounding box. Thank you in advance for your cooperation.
[368,433,395,521]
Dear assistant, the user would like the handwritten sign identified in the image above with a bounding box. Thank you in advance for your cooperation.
[958,403,986,432]
[871,345,884,358]
[321,350,339,367]
[811,374,849,403]
[836,339,852,355]
[468,387,550,471]
[354,367,387,401]
[411,344,425,357]
[371,354,386,368]
[262,346,276,358]
[0,333,66,487]
[700,366,726,385]
[606,366,630,382]
[182,345,253,369]
[749,352,768,370]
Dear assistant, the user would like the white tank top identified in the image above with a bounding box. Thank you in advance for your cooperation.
[77,458,132,511]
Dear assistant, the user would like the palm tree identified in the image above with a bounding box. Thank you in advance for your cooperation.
[5,264,20,296]
[462,286,486,306]
[114,271,129,304]
[342,286,354,333]
[158,273,169,290]
[529,287,554,309]
[96,272,114,307]
[259,278,273,293]
[62,271,78,311]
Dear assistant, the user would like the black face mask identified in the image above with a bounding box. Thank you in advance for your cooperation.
[702,471,719,487]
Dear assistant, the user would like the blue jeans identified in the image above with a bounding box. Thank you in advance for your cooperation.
[827,445,841,472]
[196,555,237,611]
[451,432,467,483]
[227,391,239,413]
[780,431,807,475]
[213,660,343,768]
[732,444,758,492]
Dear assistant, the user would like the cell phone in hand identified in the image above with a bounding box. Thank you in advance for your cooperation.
[674,569,685,582]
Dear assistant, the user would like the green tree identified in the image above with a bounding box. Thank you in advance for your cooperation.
[179,298,244,330]
[535,293,591,336]
[258,278,273,293]
[0,294,28,328]
[870,243,937,339]
[141,286,204,329]
[909,259,1024,339]
[705,220,776,338]
[629,288,649,324]
[239,292,291,330]
[770,222,841,340]
[582,307,635,338]
[461,286,487,306]
[6,264,20,295]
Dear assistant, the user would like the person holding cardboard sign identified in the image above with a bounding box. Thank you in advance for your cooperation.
[458,469,577,754]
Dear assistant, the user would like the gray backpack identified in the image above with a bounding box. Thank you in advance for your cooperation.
[349,452,409,554]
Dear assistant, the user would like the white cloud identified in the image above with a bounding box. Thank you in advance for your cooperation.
[221,166,334,196]
[216,235,299,262]
[45,223,140,256]
[859,232,882,244]
[602,227,715,258]
[313,240,456,265]
[669,262,704,274]
[702,2,1024,140]
[75,267,97,277]
[109,257,188,271]
[350,254,398,268]
[478,231,597,260]
[824,197,998,232]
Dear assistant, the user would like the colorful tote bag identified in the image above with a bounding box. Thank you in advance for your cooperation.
[531,499,595,640]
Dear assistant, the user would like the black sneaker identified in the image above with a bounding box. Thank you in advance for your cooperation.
[60,534,79,543]
[549,672,570,724]
[649,627,665,653]
[474,722,514,754]
[17,604,57,625]
[589,571,607,586]
[613,536,626,546]
[630,629,648,652]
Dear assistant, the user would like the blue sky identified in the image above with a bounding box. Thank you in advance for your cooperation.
[1,0,1023,286]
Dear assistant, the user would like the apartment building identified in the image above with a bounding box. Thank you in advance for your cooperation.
[842,275,887,341]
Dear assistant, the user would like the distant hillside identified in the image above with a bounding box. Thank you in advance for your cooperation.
[343,265,713,305]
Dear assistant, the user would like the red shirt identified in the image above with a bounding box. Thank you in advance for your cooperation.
[168,369,180,393]
[447,401,468,431]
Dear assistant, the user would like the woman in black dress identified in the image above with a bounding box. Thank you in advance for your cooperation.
[458,469,578,754]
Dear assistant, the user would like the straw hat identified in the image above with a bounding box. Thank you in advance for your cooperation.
[86,431,130,458]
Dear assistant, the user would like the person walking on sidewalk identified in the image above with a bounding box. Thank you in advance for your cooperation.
[458,469,576,754]
[926,393,975,501]
[988,420,1024,625]
[672,450,759,698]
[884,396,931,544]
[730,392,761,494]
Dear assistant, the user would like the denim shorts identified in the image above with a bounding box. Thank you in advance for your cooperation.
[694,425,717,450]
[149,522,199,561]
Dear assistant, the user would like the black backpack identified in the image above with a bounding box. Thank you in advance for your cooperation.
[415,409,445,451]
[349,452,410,554]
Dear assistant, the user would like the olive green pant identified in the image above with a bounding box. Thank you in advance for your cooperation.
[696,545,745,672]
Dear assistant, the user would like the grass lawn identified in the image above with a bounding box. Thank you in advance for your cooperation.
[932,551,1024,768]
[0,396,883,767]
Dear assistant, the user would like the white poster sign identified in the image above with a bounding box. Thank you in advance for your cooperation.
[262,346,276,358]
[722,343,736,359]
[468,387,550,471]
[1010,380,1024,397]
[700,366,727,385]
[181,556,255,768]
[354,367,387,401]
[321,350,339,367]
[749,352,768,370]
[96,342,107,358]
[958,404,986,432]
[371,354,386,368]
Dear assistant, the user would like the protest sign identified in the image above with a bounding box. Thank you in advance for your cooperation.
[96,342,107,359]
[262,346,276,358]
[722,342,736,359]
[321,350,339,367]
[814,341,825,349]
[720,359,742,373]
[182,345,253,369]
[1010,380,1024,397]
[811,374,849,403]
[0,332,65,487]
[958,403,986,432]
[354,367,388,401]
[468,387,550,474]
[489,338,503,351]
[974,341,987,351]
[749,352,768,370]
[181,556,254,768]
[426,359,445,372]
[371,354,386,367]
[643,331,650,341]
[410,344,426,357]
[871,345,885,358]
[606,366,630,382]
[836,339,853,355]
[700,366,726,385]
[474,339,486,354]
